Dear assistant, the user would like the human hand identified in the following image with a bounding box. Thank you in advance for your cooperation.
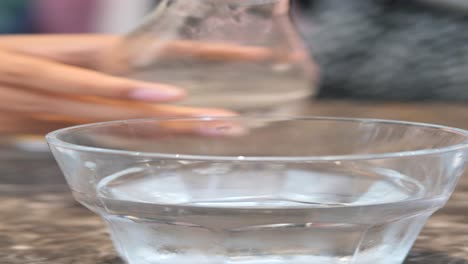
[0,34,241,135]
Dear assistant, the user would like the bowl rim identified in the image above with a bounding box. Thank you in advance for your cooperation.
[46,116,468,162]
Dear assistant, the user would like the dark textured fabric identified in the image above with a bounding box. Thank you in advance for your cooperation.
[294,0,468,101]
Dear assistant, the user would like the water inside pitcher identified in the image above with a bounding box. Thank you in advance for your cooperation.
[100,0,316,113]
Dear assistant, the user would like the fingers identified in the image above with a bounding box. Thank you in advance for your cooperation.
[49,98,237,122]
[0,50,185,103]
[0,81,245,137]
[0,35,299,70]
[158,41,276,62]
[0,34,279,62]
[0,35,252,136]
[0,34,118,68]
[0,83,234,122]
[0,112,73,135]
[0,83,241,136]
[0,113,246,139]
[0,85,244,136]
[101,39,300,73]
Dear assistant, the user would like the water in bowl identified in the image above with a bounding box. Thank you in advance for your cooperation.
[94,165,445,264]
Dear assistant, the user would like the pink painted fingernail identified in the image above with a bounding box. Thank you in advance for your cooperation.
[191,109,239,117]
[129,87,185,102]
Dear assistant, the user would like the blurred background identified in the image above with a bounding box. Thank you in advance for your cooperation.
[2,0,468,101]
[0,0,155,34]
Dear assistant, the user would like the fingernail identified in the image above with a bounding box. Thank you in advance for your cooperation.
[129,87,185,102]
[191,109,238,117]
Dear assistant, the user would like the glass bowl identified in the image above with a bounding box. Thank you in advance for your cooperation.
[47,117,468,264]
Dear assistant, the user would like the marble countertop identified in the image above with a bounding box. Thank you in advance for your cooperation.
[1,101,467,264]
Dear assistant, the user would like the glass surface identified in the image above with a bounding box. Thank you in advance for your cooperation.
[47,117,468,264]
[99,0,316,113]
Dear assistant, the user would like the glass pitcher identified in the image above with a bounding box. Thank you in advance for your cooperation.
[99,0,317,113]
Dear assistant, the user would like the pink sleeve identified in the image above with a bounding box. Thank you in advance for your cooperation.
[32,0,97,33]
